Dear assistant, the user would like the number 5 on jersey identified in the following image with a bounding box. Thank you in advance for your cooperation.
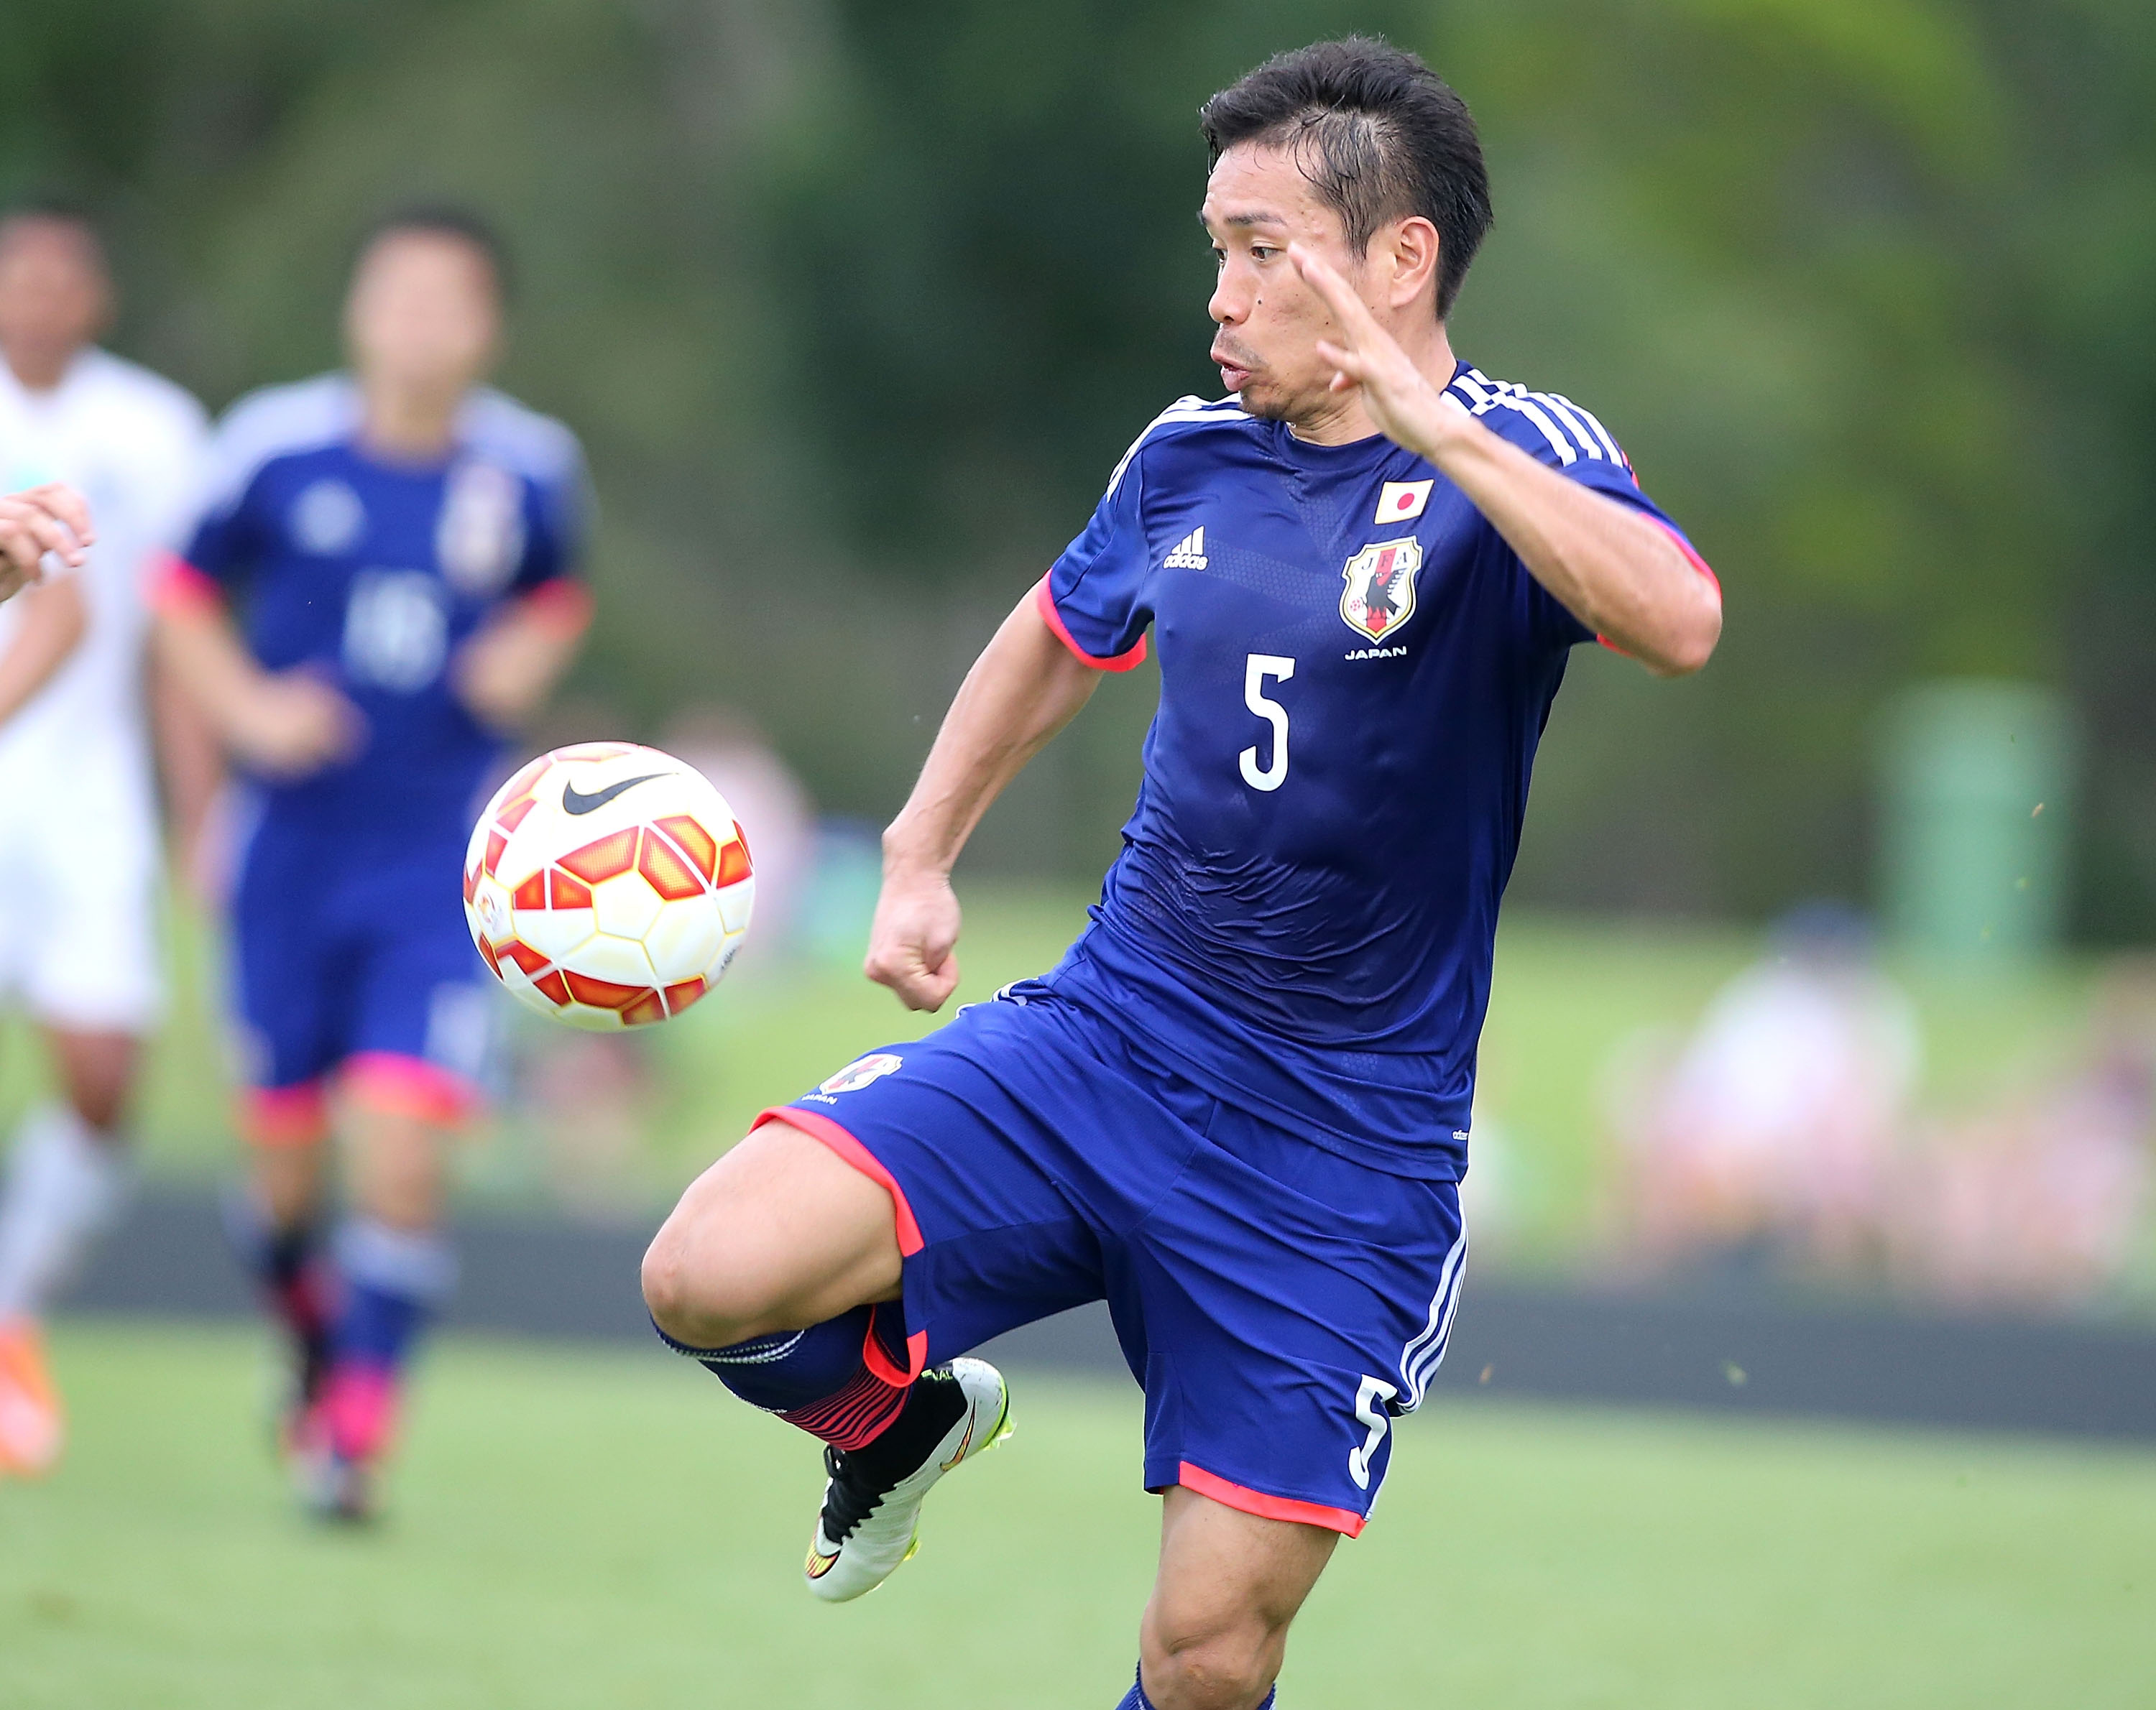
[1239,653,1295,792]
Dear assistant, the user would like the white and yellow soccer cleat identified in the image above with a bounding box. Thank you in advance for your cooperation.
[803,1357,1011,1603]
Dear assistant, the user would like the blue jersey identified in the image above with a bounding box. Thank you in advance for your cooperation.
[1037,362,1707,1180]
[177,374,588,847]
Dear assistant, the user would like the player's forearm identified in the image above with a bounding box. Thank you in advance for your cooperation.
[453,595,590,731]
[883,593,1101,878]
[152,606,275,744]
[0,578,86,726]
[1428,419,1720,675]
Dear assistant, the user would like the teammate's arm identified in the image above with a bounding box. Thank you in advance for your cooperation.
[152,593,360,778]
[0,576,86,725]
[867,593,1103,1012]
[1289,246,1721,678]
[0,484,93,604]
[451,583,591,732]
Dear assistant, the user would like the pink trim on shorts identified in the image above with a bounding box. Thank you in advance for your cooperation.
[242,1081,330,1150]
[343,1052,481,1127]
[1176,1461,1368,1538]
[1033,576,1149,672]
[755,1106,926,1258]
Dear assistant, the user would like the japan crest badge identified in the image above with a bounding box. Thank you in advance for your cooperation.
[1339,537,1424,641]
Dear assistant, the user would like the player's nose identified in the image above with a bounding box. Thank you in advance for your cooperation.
[1208,272,1250,326]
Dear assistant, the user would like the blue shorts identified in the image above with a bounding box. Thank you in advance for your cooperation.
[768,981,1468,1536]
[231,819,494,1126]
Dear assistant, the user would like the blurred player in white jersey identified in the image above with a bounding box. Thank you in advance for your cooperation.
[0,203,208,1475]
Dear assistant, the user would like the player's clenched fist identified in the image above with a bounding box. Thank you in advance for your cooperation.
[0,484,93,603]
[864,865,964,1012]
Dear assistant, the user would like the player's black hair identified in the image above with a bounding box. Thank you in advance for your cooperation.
[352,203,512,300]
[1199,37,1493,318]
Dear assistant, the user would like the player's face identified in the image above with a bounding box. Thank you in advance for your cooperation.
[344,231,500,401]
[1202,143,1368,425]
[0,220,111,375]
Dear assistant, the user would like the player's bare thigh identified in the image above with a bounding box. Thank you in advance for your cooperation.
[642,1115,903,1349]
[1141,1485,1339,1710]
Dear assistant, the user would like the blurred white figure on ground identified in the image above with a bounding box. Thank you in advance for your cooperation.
[659,704,812,964]
[1613,903,1921,1272]
[1890,963,2156,1308]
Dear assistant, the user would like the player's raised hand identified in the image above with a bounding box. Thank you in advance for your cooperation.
[0,484,94,603]
[229,668,364,779]
[864,865,964,1012]
[1289,244,1467,463]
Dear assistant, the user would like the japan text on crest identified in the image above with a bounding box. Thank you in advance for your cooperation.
[1339,537,1424,642]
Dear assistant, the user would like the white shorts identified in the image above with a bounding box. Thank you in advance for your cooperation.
[0,790,161,1033]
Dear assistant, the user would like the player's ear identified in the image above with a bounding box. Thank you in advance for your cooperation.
[1382,216,1442,313]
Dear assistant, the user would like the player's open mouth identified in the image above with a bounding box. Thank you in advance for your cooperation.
[1211,348,1256,392]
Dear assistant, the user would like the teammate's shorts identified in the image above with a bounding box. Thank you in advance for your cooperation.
[768,981,1469,1537]
[231,819,494,1127]
[0,787,160,1032]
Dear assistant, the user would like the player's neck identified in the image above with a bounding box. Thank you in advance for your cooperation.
[359,378,464,463]
[1288,318,1455,448]
[1,340,85,394]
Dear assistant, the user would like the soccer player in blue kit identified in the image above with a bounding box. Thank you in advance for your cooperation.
[152,209,591,1518]
[643,38,1720,1707]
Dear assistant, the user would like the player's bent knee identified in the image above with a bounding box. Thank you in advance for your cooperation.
[1141,1635,1275,1710]
[640,1213,787,1346]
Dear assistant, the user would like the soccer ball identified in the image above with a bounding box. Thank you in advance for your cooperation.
[462,741,753,1030]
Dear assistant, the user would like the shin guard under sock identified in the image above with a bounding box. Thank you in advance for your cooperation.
[658,1301,918,1451]
[321,1219,457,1463]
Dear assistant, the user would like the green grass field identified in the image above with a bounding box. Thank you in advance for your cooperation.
[2,1322,2152,1709]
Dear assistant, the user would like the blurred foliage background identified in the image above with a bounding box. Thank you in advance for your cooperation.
[6,0,2154,931]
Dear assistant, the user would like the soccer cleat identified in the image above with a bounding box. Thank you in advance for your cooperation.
[293,1436,378,1525]
[803,1357,1011,1602]
[0,1318,63,1477]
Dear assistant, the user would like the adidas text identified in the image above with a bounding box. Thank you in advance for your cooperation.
[1163,527,1208,570]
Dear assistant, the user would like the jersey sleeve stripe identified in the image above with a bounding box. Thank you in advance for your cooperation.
[1447,370,1575,463]
[1175,1461,1368,1538]
[1033,576,1149,672]
[144,550,225,616]
[1529,392,1609,462]
[1542,391,1624,463]
[1102,395,1248,499]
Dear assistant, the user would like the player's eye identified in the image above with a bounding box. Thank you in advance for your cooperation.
[1251,245,1281,262]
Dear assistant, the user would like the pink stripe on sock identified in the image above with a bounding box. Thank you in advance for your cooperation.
[781,1366,908,1451]
[320,1363,400,1462]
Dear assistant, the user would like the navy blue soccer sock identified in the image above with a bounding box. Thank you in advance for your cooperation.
[657,1301,915,1451]
[1115,1665,1274,1708]
[320,1218,457,1462]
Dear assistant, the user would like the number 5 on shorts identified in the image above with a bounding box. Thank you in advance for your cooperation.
[1348,1374,1400,1490]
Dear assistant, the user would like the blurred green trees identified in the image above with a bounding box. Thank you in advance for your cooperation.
[4,0,2151,932]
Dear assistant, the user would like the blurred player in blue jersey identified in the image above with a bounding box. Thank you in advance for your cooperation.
[643,37,1720,1707]
[153,208,591,1519]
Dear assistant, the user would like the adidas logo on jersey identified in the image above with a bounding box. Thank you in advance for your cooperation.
[1163,527,1209,570]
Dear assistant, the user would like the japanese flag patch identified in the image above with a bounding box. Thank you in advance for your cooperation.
[1375,480,1433,524]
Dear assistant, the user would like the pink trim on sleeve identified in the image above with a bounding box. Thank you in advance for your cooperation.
[754,1107,926,1257]
[518,577,596,635]
[1032,576,1148,673]
[1656,520,1721,596]
[145,550,226,617]
[1175,1461,1368,1538]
